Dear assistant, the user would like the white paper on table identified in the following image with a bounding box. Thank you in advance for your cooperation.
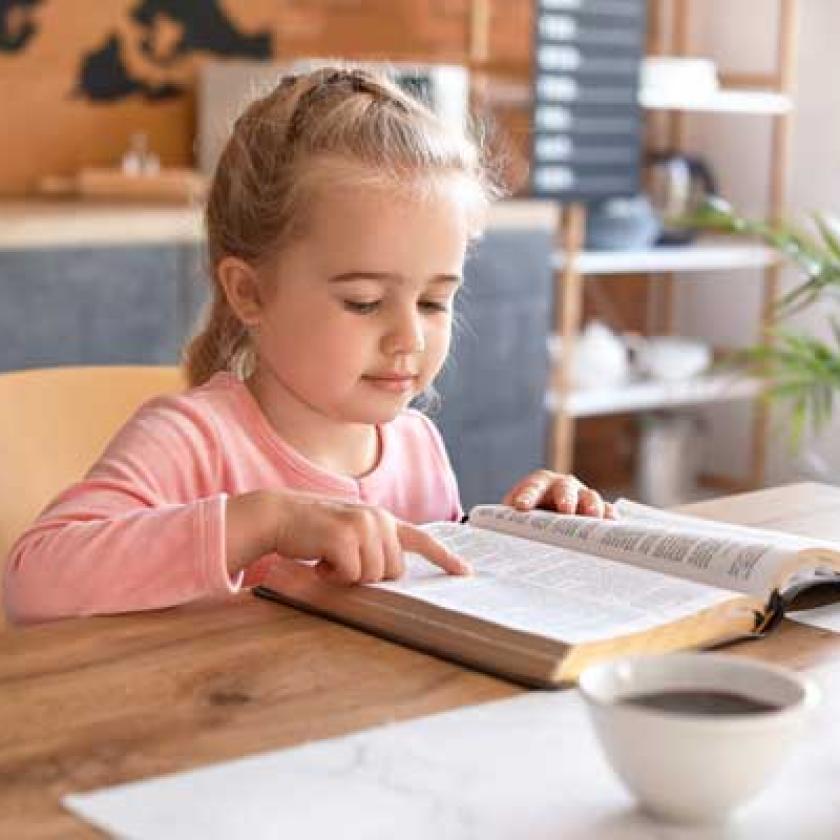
[789,602,840,633]
[63,661,840,840]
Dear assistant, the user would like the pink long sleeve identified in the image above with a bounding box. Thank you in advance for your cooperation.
[4,396,238,624]
[4,373,462,624]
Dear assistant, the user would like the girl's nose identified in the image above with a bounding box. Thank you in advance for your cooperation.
[382,308,425,356]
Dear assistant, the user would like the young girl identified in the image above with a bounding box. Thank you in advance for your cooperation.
[4,67,612,625]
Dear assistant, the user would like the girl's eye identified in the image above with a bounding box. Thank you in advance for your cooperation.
[419,300,451,313]
[343,300,381,314]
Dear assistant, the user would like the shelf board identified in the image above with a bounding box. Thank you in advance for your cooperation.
[548,374,763,418]
[465,84,793,115]
[552,238,778,275]
[640,88,792,115]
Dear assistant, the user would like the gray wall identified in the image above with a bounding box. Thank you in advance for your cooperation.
[0,244,198,370]
[433,228,553,509]
[0,222,553,511]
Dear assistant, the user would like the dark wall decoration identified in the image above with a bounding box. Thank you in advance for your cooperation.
[0,0,43,52]
[77,1,272,102]
[0,0,535,195]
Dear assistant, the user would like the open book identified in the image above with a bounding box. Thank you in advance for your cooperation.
[254,500,840,687]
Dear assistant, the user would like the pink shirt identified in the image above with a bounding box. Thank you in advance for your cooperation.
[4,372,462,624]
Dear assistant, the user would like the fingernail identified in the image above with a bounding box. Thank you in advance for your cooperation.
[457,558,473,575]
[517,490,537,505]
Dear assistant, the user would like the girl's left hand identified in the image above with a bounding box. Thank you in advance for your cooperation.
[502,470,616,519]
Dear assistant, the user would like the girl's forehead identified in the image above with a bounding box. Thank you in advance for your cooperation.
[313,186,470,243]
[319,167,475,204]
[268,178,475,280]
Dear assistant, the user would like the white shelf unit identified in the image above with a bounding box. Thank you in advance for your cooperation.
[552,237,778,275]
[640,88,792,115]
[547,374,763,419]
[549,0,800,488]
[549,235,778,429]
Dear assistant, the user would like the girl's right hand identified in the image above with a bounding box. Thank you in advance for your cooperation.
[226,490,472,584]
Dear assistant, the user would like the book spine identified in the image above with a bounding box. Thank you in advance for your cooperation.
[754,589,786,635]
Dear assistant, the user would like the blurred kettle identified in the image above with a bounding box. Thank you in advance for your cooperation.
[645,152,719,244]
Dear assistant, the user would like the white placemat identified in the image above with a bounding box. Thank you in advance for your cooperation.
[63,661,840,840]
[789,602,840,633]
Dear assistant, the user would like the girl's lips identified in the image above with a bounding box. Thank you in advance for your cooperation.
[363,374,418,393]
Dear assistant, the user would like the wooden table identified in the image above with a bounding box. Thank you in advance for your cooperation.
[3,482,840,839]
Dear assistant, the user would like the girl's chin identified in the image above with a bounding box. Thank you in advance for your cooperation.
[367,401,414,423]
[352,393,418,423]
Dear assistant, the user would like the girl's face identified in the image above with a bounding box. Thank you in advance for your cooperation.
[251,175,476,426]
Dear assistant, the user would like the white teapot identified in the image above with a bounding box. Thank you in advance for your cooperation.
[550,323,712,390]
[569,321,630,389]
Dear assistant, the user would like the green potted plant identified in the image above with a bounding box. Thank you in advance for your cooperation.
[691,198,840,449]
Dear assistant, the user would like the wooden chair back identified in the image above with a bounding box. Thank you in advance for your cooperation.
[0,365,184,571]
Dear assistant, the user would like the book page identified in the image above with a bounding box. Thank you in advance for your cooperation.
[374,523,739,645]
[617,500,840,595]
[615,499,832,551]
[467,505,796,599]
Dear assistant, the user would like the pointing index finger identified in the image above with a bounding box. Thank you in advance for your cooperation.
[397,522,473,576]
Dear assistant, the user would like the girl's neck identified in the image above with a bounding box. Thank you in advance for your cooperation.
[246,369,380,479]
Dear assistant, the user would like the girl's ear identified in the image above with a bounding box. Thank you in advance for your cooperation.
[217,257,263,326]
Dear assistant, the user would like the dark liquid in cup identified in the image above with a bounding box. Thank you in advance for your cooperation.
[622,689,784,716]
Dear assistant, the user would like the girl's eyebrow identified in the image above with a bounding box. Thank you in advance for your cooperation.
[328,271,462,285]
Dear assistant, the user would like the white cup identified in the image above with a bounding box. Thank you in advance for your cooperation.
[578,653,820,824]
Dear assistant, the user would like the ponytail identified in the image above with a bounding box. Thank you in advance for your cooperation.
[183,295,251,386]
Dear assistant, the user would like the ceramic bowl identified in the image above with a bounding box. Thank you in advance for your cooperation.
[578,653,820,824]
[633,336,711,381]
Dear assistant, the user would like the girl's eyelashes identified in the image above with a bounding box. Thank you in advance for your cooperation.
[341,299,452,314]
[419,300,450,313]
[342,299,381,313]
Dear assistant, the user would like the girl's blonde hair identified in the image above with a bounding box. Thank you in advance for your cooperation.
[184,65,499,386]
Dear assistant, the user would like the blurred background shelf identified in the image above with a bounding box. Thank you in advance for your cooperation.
[552,238,778,275]
[545,0,799,507]
[547,374,763,419]
[640,88,793,115]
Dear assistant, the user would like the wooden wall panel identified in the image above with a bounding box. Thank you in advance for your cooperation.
[0,0,534,195]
